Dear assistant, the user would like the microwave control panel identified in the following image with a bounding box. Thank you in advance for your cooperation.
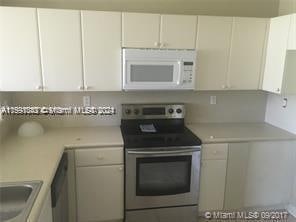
[182,62,194,84]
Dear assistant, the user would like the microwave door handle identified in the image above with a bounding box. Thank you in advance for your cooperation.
[176,61,182,85]
[127,148,201,155]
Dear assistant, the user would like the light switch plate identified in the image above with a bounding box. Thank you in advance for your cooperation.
[210,96,217,105]
[83,96,91,107]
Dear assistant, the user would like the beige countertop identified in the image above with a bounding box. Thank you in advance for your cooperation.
[188,122,296,143]
[0,126,123,222]
[1,122,296,222]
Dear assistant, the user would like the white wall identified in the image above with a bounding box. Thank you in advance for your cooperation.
[265,95,296,134]
[1,0,279,17]
[264,0,296,211]
[266,95,296,212]
[10,91,267,128]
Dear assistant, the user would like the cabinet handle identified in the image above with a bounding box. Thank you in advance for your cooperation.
[97,156,104,160]
[154,42,160,47]
[160,42,167,48]
[119,167,123,171]
[222,85,227,89]
[276,88,281,92]
[85,86,91,90]
[78,86,84,90]
[36,85,43,90]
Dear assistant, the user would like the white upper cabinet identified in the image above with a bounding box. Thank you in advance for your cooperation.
[0,7,42,91]
[122,12,197,49]
[196,16,233,90]
[262,14,295,94]
[81,11,121,91]
[38,9,84,91]
[196,16,268,91]
[287,14,296,50]
[122,13,160,48]
[227,17,268,90]
[160,15,197,49]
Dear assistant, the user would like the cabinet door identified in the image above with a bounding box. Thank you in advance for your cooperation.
[199,159,227,211]
[160,15,197,49]
[0,7,42,91]
[76,165,124,222]
[38,9,84,91]
[196,16,233,90]
[122,12,160,48]
[228,18,268,90]
[262,15,291,94]
[224,143,249,210]
[287,14,296,50]
[199,144,228,212]
[81,11,121,91]
[37,191,53,222]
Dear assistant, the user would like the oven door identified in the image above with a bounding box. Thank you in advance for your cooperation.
[123,60,182,90]
[125,147,201,210]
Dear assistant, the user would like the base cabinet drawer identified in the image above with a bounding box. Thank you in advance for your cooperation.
[201,143,228,160]
[75,147,123,166]
[76,165,124,222]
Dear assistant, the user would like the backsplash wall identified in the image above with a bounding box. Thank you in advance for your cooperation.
[10,91,268,128]
[0,92,12,143]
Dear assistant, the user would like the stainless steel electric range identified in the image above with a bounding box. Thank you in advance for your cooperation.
[121,104,202,222]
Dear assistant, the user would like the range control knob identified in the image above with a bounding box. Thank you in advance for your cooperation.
[176,108,183,114]
[168,108,174,114]
[134,109,140,115]
[125,109,131,115]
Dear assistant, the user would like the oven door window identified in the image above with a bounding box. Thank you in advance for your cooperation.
[136,156,192,196]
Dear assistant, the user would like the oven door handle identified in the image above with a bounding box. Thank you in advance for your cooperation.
[127,148,200,155]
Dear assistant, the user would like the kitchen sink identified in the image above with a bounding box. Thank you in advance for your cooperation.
[0,181,42,222]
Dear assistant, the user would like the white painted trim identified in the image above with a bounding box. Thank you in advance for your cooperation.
[287,204,296,218]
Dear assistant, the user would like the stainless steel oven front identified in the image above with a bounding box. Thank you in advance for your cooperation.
[125,146,201,210]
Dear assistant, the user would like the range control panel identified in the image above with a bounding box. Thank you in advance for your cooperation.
[122,104,185,119]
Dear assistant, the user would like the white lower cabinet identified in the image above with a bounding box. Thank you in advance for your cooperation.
[224,141,295,210]
[75,147,124,222]
[199,144,228,212]
[37,190,53,222]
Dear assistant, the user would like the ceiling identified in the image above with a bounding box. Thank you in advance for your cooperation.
[1,0,280,17]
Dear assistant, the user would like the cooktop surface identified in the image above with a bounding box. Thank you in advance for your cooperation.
[121,119,202,149]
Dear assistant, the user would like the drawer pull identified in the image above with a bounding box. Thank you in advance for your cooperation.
[96,156,104,160]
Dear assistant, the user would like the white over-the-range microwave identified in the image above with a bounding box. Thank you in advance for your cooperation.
[122,49,197,91]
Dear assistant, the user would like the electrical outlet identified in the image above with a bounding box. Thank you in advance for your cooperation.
[83,96,91,107]
[210,96,217,105]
